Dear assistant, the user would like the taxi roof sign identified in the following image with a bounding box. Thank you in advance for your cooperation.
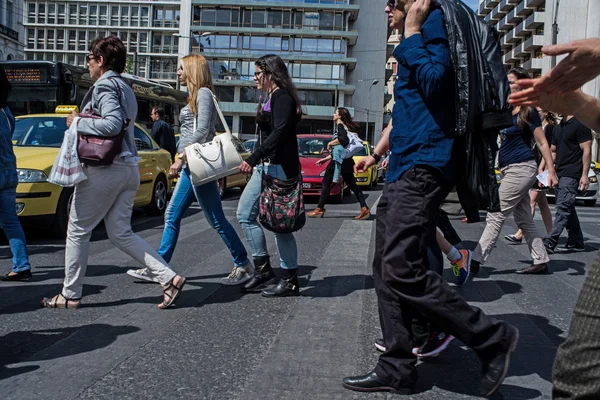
[55,105,79,114]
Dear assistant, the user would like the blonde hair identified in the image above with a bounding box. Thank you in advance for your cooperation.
[181,54,214,116]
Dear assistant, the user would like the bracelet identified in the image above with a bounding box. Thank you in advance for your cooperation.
[371,153,382,163]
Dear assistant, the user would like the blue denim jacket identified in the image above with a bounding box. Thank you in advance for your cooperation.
[0,106,18,190]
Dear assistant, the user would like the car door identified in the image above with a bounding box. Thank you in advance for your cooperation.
[134,125,156,205]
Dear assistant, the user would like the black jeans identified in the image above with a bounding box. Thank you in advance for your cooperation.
[317,162,367,209]
[546,176,584,247]
[372,166,510,388]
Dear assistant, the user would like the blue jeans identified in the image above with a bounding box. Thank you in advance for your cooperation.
[0,176,31,273]
[157,167,249,267]
[236,165,298,269]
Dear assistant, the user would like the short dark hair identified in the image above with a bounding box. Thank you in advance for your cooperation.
[0,67,11,108]
[153,107,165,119]
[89,35,127,73]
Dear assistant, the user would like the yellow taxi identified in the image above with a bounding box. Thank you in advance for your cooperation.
[12,107,173,237]
[174,133,251,197]
[353,141,379,188]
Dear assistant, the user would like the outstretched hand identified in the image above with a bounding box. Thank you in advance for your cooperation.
[535,39,600,93]
[509,79,589,116]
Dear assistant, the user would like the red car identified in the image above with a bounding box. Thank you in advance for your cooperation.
[298,134,345,203]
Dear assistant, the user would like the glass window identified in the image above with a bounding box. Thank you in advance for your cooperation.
[240,87,262,103]
[316,65,332,80]
[231,9,239,27]
[131,6,139,26]
[99,6,107,25]
[294,38,302,51]
[283,11,291,28]
[334,40,341,53]
[304,12,319,30]
[251,37,266,51]
[58,4,65,24]
[48,4,56,24]
[69,4,77,24]
[266,37,281,52]
[215,35,230,49]
[334,13,345,30]
[319,12,334,30]
[215,87,234,102]
[267,11,282,28]
[301,64,316,79]
[134,127,154,150]
[294,12,303,28]
[89,5,97,25]
[38,4,46,24]
[282,38,289,51]
[57,30,64,50]
[121,6,130,26]
[47,30,55,50]
[302,38,317,53]
[242,36,250,49]
[68,30,76,51]
[202,9,216,25]
[139,32,148,52]
[141,7,149,27]
[216,9,230,27]
[28,3,35,23]
[242,9,251,27]
[318,39,334,53]
[230,36,238,50]
[111,6,119,26]
[252,10,266,28]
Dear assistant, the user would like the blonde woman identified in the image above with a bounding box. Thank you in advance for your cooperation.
[126,54,251,285]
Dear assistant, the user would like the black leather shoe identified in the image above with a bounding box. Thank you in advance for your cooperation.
[515,263,548,275]
[342,371,414,394]
[242,256,276,293]
[480,327,519,397]
[0,270,32,282]
[262,271,300,297]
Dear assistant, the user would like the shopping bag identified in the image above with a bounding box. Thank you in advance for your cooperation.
[48,117,88,187]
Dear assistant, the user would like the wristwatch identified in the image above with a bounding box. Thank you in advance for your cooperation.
[371,153,382,163]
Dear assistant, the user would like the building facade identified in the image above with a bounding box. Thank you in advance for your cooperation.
[178,0,388,141]
[23,0,181,85]
[479,0,546,76]
[0,0,24,60]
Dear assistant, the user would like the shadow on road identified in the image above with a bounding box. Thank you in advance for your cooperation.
[0,323,140,381]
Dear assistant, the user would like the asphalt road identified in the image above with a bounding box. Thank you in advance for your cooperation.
[1,184,598,400]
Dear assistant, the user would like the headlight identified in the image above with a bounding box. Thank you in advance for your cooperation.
[320,170,326,177]
[590,176,598,183]
[16,169,48,183]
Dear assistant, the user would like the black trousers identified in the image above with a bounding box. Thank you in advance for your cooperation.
[316,162,367,209]
[372,166,510,388]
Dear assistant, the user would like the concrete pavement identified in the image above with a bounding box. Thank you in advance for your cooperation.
[1,186,598,399]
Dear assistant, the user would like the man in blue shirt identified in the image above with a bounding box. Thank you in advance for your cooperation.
[342,0,518,397]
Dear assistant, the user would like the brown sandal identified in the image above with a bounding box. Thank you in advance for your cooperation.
[158,276,186,309]
[41,293,81,309]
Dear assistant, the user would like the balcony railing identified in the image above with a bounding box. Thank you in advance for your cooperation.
[525,12,545,30]
[523,34,544,51]
[0,24,18,40]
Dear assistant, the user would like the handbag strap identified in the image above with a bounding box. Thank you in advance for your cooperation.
[105,77,130,130]
[211,93,231,135]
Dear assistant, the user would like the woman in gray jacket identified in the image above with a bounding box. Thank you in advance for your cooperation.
[41,36,185,309]
[126,54,251,286]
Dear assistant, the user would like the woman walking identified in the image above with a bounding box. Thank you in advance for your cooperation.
[471,68,558,275]
[126,54,251,286]
[307,108,370,219]
[41,36,185,309]
[0,67,33,282]
[505,109,557,244]
[237,54,302,297]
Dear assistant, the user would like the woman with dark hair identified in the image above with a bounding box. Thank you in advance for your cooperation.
[306,107,370,219]
[0,67,33,282]
[505,109,557,244]
[236,54,302,297]
[41,36,185,309]
[471,67,558,275]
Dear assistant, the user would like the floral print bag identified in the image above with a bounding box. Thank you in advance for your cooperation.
[259,173,306,234]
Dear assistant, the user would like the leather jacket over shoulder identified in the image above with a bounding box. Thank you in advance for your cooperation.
[433,0,513,136]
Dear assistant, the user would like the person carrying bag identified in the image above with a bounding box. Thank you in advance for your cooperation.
[237,54,304,298]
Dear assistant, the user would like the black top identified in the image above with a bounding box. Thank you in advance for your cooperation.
[246,89,301,178]
[326,123,355,175]
[553,117,592,180]
[150,119,177,157]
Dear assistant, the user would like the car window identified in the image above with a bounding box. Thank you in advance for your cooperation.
[243,140,256,152]
[134,126,154,150]
[15,117,68,147]
[297,138,331,157]
[354,144,369,157]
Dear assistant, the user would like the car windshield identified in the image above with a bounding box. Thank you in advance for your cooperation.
[298,138,332,157]
[355,145,368,157]
[14,117,68,148]
[244,140,256,152]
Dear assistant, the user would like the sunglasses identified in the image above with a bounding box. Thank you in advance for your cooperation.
[387,0,398,9]
[85,54,97,63]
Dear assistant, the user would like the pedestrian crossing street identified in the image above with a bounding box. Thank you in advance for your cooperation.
[0,191,597,399]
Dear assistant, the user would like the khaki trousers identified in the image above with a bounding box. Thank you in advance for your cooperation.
[62,163,176,299]
[473,160,549,266]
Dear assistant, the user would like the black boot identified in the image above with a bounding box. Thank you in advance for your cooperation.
[262,269,300,297]
[242,256,276,293]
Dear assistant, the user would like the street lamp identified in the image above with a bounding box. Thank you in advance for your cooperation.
[365,79,379,143]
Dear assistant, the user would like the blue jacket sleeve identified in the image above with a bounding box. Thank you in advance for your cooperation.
[395,10,453,100]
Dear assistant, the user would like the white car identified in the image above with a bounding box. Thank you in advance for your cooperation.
[546,163,599,207]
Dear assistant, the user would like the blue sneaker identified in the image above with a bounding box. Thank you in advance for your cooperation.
[451,249,471,286]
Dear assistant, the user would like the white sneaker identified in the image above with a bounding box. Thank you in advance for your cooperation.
[220,265,254,286]
[126,268,160,283]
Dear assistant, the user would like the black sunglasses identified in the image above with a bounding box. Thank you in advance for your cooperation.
[387,0,398,9]
[85,54,97,63]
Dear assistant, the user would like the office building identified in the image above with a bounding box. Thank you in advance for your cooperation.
[478,0,546,76]
[0,0,24,60]
[178,0,388,140]
[23,0,181,85]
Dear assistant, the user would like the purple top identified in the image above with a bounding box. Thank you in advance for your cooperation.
[262,97,272,113]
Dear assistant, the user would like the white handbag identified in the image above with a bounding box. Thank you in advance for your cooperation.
[185,93,243,186]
